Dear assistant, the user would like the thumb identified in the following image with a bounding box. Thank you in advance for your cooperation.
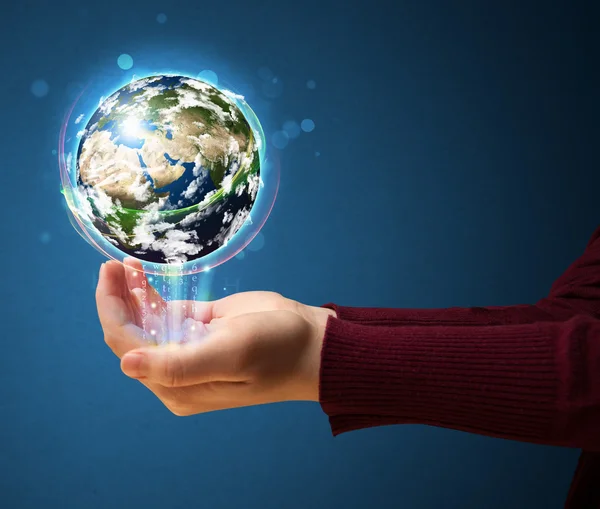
[120,325,244,387]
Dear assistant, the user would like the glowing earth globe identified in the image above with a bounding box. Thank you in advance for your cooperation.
[76,75,261,264]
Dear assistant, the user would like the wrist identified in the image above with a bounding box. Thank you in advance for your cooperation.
[307,304,337,322]
[303,305,336,402]
[284,300,336,402]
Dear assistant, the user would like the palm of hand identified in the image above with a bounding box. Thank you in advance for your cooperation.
[96,259,328,416]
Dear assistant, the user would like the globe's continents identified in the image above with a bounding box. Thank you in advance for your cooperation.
[76,75,261,264]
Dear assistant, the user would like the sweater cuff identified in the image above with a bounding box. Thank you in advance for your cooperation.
[318,316,562,442]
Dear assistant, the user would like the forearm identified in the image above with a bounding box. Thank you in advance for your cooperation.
[319,314,600,450]
[322,302,557,327]
[323,226,600,327]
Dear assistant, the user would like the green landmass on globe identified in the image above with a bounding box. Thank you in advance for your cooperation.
[75,75,261,264]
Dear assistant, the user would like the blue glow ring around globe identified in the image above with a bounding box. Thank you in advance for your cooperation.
[59,75,279,277]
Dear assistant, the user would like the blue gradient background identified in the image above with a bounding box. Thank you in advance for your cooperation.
[1,1,598,508]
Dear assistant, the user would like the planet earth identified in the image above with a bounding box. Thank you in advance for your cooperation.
[75,75,261,264]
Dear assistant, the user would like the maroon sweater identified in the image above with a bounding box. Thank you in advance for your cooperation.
[319,226,600,508]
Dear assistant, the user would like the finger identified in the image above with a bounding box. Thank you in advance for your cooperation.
[120,328,245,387]
[96,261,134,333]
[125,365,199,414]
[181,317,211,343]
[161,389,259,416]
[159,302,213,344]
[180,293,263,322]
[212,291,291,318]
[140,381,250,416]
[96,261,161,357]
[130,287,166,329]
[123,257,149,290]
[123,258,166,315]
[104,323,151,358]
[161,292,278,323]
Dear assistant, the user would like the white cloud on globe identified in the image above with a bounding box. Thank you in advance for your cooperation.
[72,75,263,265]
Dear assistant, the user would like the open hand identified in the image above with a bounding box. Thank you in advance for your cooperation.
[95,259,335,415]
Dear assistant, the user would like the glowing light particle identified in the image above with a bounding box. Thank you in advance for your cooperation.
[117,54,134,70]
[157,13,167,24]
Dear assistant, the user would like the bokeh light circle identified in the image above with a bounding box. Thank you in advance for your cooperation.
[257,67,274,81]
[31,79,49,98]
[247,231,265,252]
[301,118,315,132]
[271,130,289,149]
[197,69,218,85]
[117,54,134,70]
[59,73,279,276]
[282,120,301,139]
[262,76,283,98]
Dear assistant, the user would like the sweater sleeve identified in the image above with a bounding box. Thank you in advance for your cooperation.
[322,226,600,326]
[542,226,600,319]
[319,226,600,449]
[319,314,600,450]
[321,302,555,327]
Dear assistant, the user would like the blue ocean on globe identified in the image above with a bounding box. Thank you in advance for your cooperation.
[74,75,261,264]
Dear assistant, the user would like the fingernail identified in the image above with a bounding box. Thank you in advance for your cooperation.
[122,352,146,378]
[99,262,106,276]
